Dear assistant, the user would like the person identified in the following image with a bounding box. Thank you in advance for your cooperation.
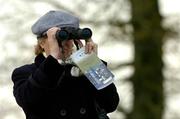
[11,10,119,119]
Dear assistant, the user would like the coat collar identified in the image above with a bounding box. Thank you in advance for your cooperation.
[34,54,83,77]
[34,54,75,67]
[34,54,46,67]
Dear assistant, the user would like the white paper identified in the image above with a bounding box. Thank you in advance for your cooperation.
[70,47,115,90]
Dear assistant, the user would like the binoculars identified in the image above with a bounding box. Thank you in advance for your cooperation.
[55,27,92,41]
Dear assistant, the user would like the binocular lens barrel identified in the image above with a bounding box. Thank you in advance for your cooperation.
[56,27,92,41]
[56,30,69,40]
[79,28,92,39]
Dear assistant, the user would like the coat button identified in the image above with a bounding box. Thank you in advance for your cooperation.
[80,107,86,114]
[60,109,67,116]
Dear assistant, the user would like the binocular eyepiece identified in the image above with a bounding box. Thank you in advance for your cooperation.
[55,27,92,41]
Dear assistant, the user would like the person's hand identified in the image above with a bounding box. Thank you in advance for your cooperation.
[85,39,98,54]
[46,27,62,59]
[74,39,98,54]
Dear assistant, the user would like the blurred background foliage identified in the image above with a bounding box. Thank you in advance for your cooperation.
[0,0,180,119]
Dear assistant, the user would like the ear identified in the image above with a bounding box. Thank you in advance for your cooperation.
[39,39,46,49]
[40,42,44,49]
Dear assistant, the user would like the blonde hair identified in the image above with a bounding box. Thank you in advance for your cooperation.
[34,37,46,55]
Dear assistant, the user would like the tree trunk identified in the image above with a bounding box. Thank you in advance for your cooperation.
[127,0,165,119]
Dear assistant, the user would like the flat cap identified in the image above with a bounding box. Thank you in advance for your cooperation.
[31,10,79,37]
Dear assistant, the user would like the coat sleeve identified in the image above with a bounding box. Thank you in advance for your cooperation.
[93,60,120,113]
[11,55,64,106]
[94,83,120,113]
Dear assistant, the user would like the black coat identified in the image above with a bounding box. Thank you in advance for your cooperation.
[11,54,119,119]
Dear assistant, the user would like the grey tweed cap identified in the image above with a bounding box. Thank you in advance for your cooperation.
[31,10,79,37]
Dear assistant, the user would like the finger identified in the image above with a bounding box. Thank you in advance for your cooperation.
[85,42,91,53]
[46,28,60,42]
[93,43,98,55]
[75,40,84,48]
[85,38,93,42]
[86,42,96,54]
